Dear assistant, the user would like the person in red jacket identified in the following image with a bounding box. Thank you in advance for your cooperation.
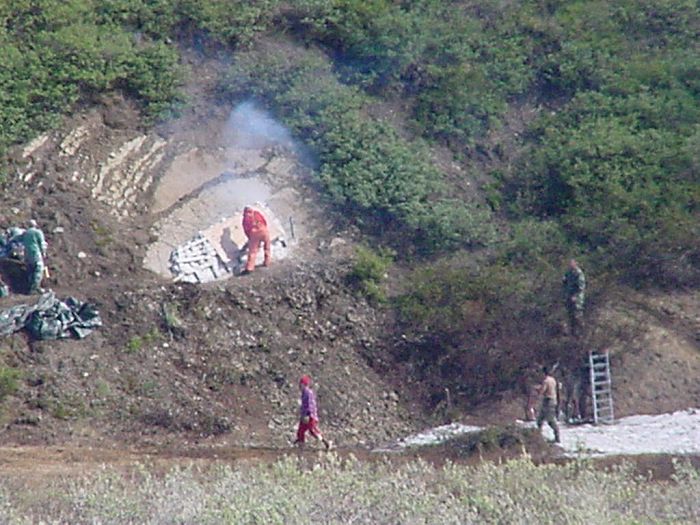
[241,206,271,274]
[294,375,332,450]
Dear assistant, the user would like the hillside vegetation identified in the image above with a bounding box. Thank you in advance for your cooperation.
[1,0,699,409]
[4,0,698,264]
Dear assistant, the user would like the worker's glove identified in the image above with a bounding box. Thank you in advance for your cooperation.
[301,415,310,425]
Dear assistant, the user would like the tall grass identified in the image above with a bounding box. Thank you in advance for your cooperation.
[1,455,698,524]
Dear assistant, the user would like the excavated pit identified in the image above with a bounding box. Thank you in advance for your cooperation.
[143,103,315,282]
[12,98,326,284]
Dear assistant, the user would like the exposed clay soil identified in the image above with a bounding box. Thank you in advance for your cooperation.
[0,49,698,480]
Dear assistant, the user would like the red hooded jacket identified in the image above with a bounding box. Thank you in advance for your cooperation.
[242,209,267,237]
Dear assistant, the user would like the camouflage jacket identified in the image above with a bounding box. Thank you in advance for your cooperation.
[22,227,47,262]
[562,267,585,308]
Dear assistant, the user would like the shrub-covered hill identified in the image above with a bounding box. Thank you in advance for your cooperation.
[0,0,698,440]
[3,1,698,272]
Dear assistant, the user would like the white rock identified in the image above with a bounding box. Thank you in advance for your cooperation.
[329,237,346,249]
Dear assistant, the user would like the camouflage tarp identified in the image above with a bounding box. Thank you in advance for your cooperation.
[0,299,36,336]
[0,291,101,340]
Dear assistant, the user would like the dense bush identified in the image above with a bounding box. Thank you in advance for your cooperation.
[0,0,283,174]
[347,246,394,304]
[505,53,699,284]
[288,1,529,147]
[2,455,698,523]
[0,0,183,166]
[0,365,22,401]
[95,0,280,48]
[283,0,699,285]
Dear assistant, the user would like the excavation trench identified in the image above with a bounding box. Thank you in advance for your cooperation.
[143,103,313,282]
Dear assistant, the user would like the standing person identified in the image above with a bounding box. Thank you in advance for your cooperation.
[22,219,47,294]
[241,206,271,274]
[294,375,332,450]
[0,275,8,298]
[562,258,586,337]
[536,366,561,443]
[5,227,26,259]
[563,360,590,423]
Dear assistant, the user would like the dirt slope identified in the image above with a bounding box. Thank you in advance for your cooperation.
[0,63,420,448]
[0,53,698,452]
[601,289,700,416]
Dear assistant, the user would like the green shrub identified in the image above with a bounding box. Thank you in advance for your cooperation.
[506,83,699,283]
[397,256,534,341]
[121,41,183,120]
[0,0,186,160]
[288,1,526,147]
[348,246,394,304]
[0,0,283,158]
[96,0,280,47]
[0,366,22,401]
[126,336,144,354]
[175,0,279,48]
[495,0,699,284]
[125,329,159,354]
[413,63,506,149]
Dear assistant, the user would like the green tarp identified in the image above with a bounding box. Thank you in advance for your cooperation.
[0,291,102,340]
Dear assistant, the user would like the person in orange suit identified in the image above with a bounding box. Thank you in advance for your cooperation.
[241,206,271,274]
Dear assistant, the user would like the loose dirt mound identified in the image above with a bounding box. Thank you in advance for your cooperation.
[597,289,700,417]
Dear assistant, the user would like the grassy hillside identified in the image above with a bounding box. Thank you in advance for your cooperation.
[1,0,698,411]
[3,1,698,265]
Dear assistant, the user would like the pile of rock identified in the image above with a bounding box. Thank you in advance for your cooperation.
[168,203,288,283]
[169,234,230,283]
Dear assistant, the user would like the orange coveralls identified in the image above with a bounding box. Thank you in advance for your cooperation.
[242,208,271,272]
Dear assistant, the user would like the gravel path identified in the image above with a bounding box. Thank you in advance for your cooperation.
[378,409,700,457]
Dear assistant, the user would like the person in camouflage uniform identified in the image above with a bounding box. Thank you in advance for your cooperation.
[22,220,47,294]
[562,259,585,337]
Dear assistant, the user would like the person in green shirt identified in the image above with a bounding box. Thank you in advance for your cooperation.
[22,219,47,294]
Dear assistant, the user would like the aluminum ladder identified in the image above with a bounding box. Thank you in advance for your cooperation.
[589,351,614,424]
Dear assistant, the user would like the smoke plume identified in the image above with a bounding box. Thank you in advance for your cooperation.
[224,101,295,150]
